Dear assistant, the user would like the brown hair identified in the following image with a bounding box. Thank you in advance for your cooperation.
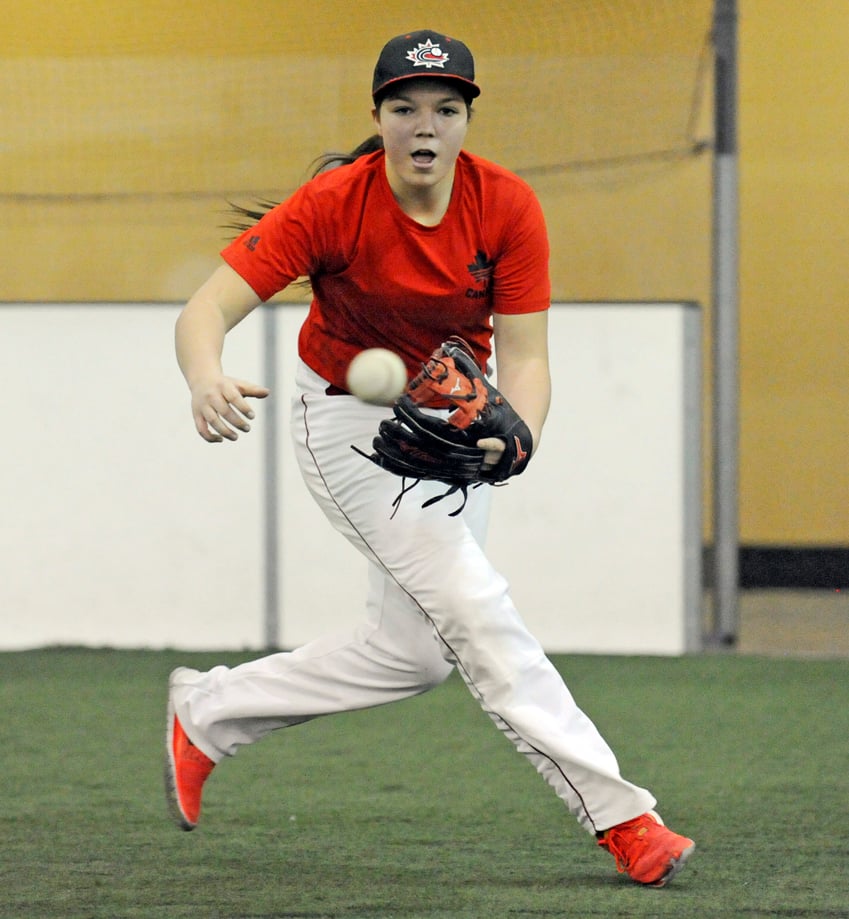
[224,134,384,234]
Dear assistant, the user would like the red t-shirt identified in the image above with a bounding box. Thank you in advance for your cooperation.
[221,149,550,390]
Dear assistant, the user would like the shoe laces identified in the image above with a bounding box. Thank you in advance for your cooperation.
[180,739,214,774]
[598,816,654,875]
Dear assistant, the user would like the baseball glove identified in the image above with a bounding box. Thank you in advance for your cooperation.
[353,337,533,515]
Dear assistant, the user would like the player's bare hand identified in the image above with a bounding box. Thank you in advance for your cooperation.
[190,376,270,443]
[477,436,506,471]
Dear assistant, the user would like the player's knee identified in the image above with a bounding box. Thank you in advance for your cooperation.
[421,658,455,692]
[415,635,455,689]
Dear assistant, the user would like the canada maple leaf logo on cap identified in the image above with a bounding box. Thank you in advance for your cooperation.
[405,38,449,69]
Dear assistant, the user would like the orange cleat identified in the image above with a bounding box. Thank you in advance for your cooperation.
[164,669,216,831]
[598,811,695,887]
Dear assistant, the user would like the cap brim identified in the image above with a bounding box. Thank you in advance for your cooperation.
[373,73,481,101]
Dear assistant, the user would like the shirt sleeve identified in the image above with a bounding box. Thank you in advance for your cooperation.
[490,184,551,315]
[220,184,321,302]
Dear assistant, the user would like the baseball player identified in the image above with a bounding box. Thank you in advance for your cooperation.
[165,29,695,887]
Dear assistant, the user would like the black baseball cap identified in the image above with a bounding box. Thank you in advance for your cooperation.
[372,30,481,102]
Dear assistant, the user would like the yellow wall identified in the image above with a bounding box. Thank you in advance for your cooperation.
[2,1,846,545]
[739,0,849,543]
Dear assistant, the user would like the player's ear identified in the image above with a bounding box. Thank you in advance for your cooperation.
[372,108,382,133]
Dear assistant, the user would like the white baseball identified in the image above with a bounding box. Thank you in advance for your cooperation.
[345,348,408,405]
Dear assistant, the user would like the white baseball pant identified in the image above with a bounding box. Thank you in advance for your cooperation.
[172,360,656,834]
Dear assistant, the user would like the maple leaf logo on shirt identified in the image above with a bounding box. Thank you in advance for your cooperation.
[467,251,494,286]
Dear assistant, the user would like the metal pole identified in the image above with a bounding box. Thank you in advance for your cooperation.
[262,303,280,649]
[711,0,740,643]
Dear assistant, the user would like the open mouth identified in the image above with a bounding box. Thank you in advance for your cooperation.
[411,149,436,166]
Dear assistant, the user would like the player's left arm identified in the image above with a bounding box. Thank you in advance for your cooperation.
[478,309,551,466]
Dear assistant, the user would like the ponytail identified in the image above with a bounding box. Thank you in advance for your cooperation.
[224,134,384,235]
[309,134,383,177]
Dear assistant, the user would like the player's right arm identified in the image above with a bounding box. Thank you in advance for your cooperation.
[175,263,269,443]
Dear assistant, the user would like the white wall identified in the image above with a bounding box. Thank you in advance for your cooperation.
[1,302,700,654]
[485,304,702,654]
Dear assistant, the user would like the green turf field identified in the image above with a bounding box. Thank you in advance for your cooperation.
[3,648,848,918]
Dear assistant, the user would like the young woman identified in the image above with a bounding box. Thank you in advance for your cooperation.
[165,29,695,888]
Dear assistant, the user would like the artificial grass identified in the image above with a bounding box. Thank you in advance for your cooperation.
[2,649,848,918]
